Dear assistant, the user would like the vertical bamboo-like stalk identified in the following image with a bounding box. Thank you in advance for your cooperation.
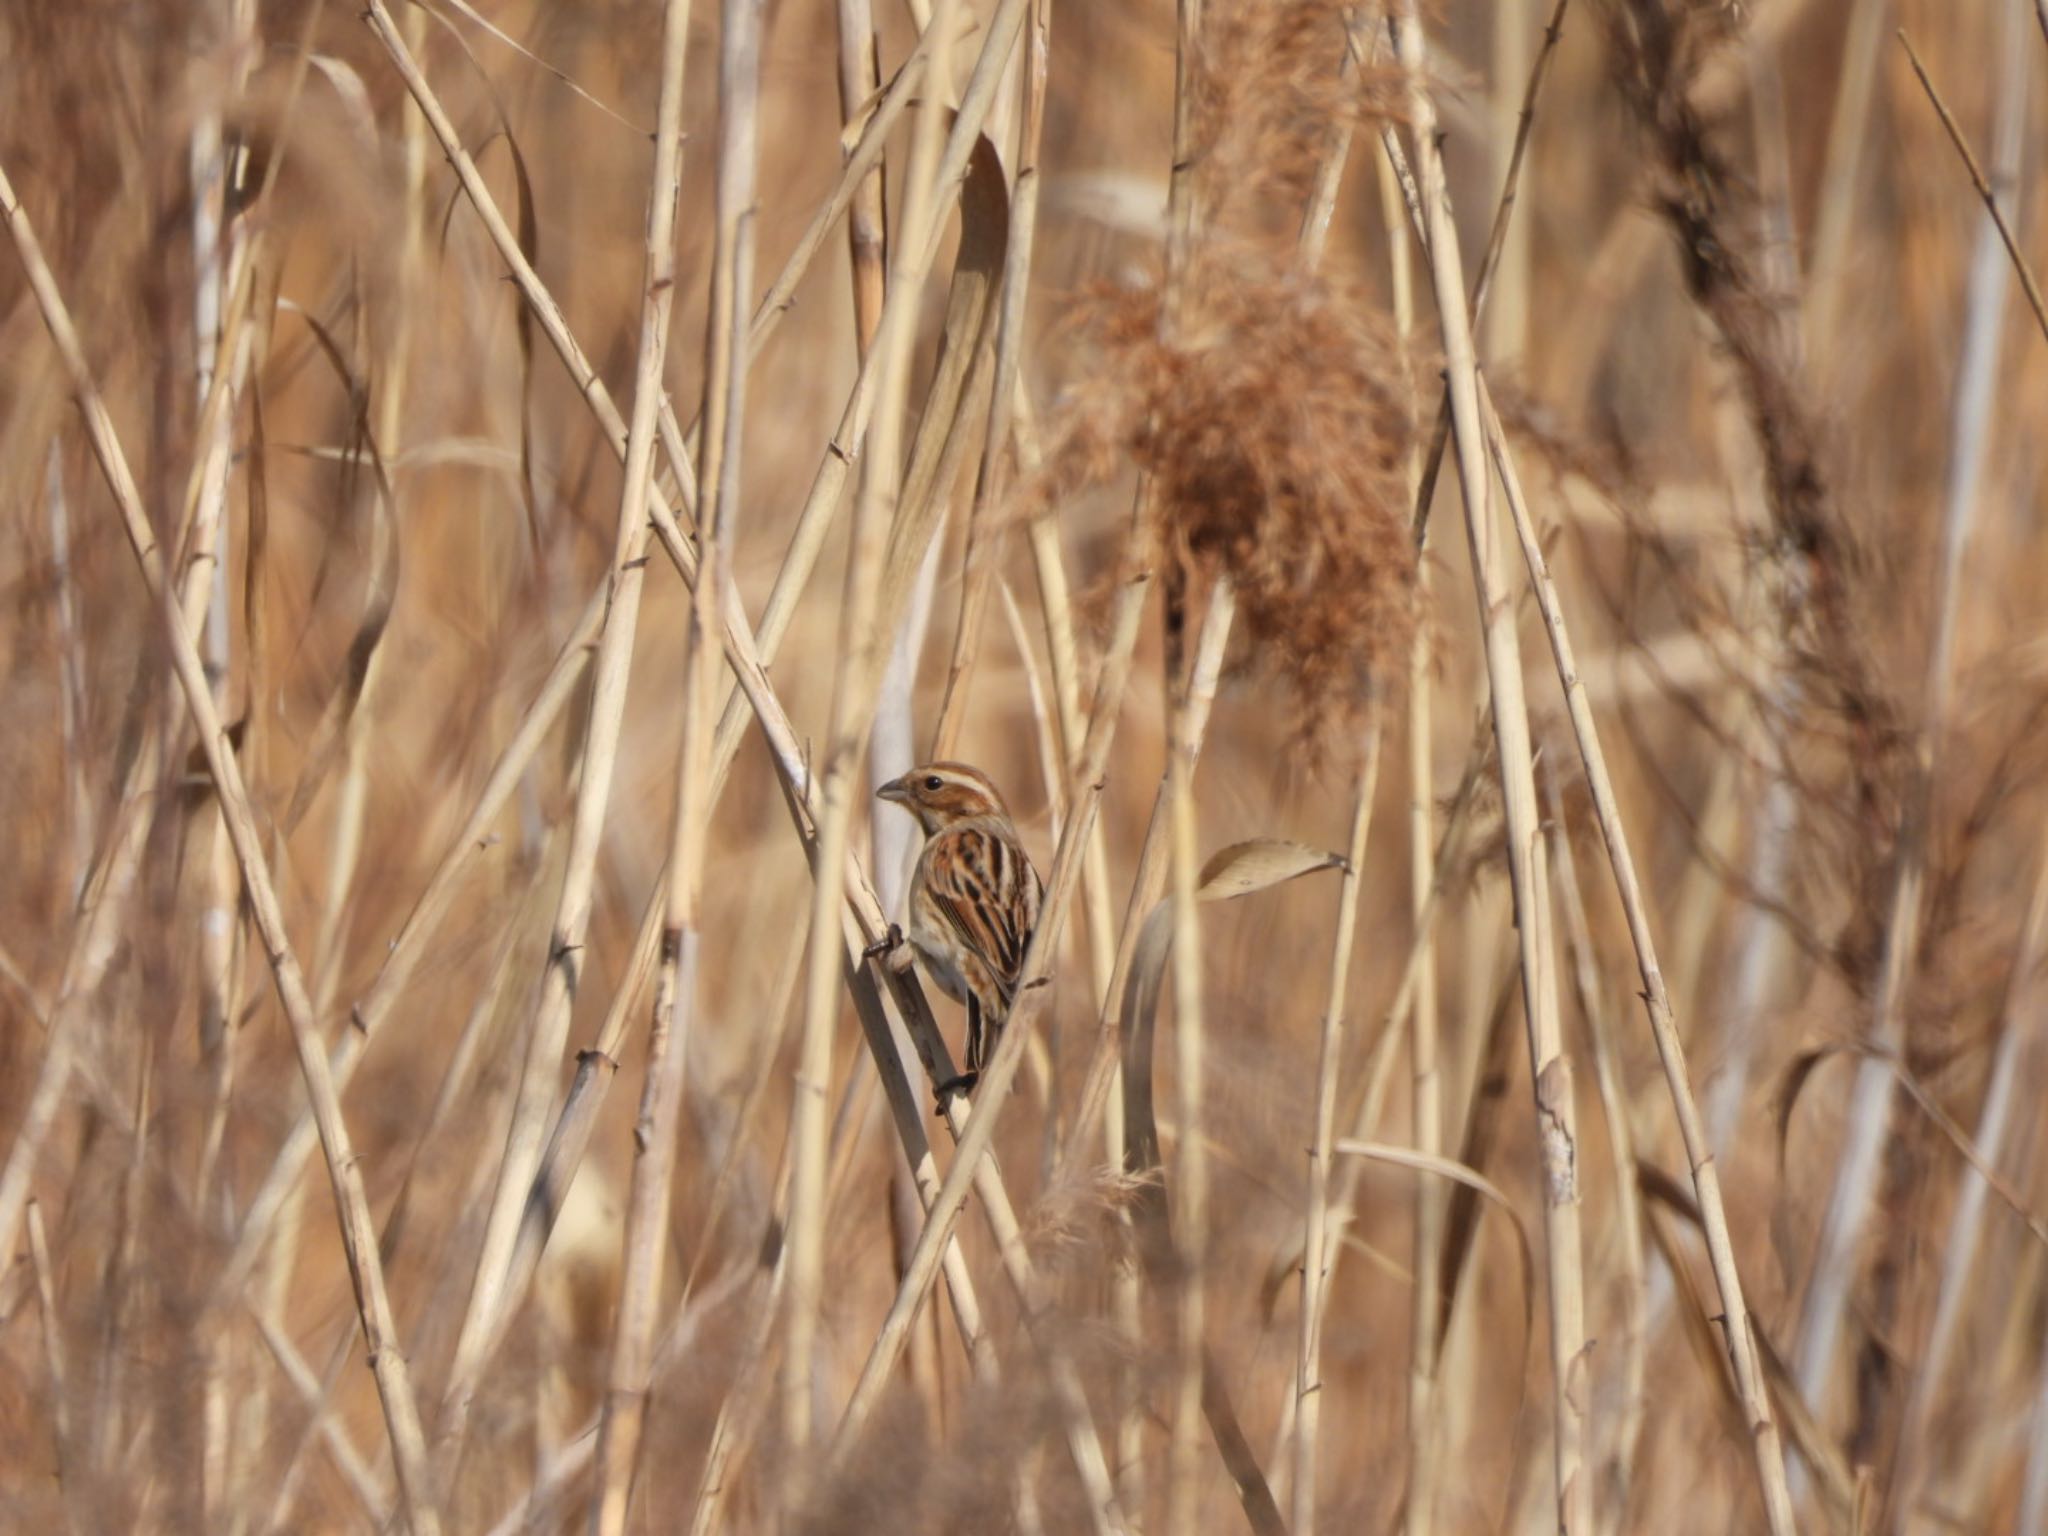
[1543,768,1647,1532]
[1381,130,1447,1536]
[1290,725,1383,1535]
[1793,3,2026,1456]
[1164,666,1207,1536]
[1484,0,1531,361]
[0,152,441,1536]
[1389,8,1590,1531]
[784,0,962,1457]
[584,0,705,1528]
[187,7,256,1516]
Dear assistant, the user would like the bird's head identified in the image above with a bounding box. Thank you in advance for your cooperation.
[876,761,1010,834]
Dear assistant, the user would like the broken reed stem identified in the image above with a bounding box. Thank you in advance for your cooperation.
[1477,380,1795,1531]
[584,0,701,1528]
[1390,8,1590,1532]
[0,153,443,1536]
[1291,721,1383,1536]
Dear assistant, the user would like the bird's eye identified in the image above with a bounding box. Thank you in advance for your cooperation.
[923,775,944,792]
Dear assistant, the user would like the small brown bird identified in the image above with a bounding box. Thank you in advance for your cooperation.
[875,762,1043,1094]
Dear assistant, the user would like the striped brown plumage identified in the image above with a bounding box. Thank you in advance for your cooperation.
[876,762,1042,1086]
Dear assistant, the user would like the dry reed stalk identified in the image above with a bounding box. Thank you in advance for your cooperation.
[834,0,887,355]
[1055,580,1236,1185]
[41,444,92,901]
[185,0,255,1246]
[1898,31,2048,352]
[1305,727,1484,1301]
[1282,21,1391,1526]
[1376,118,1448,1536]
[695,14,1000,792]
[1156,8,1216,1484]
[1542,767,1648,1529]
[1803,0,1891,352]
[260,857,556,1534]
[1164,641,1208,1536]
[1797,14,2030,1502]
[1391,7,1591,1531]
[1405,0,1570,542]
[1290,720,1383,1536]
[27,1199,79,1536]
[583,0,703,1527]
[0,153,442,1536]
[782,0,965,1460]
[247,1305,383,1525]
[1485,1,1533,360]
[89,1039,150,1481]
[930,0,1052,762]
[1478,381,1795,1529]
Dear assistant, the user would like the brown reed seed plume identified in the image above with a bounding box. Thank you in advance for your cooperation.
[1038,255,1417,745]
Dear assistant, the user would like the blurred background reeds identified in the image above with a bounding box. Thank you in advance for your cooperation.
[3,1,2048,1532]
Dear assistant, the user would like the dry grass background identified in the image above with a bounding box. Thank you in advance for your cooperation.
[3,0,2048,1532]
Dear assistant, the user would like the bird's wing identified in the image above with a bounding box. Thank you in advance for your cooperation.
[924,823,1036,1005]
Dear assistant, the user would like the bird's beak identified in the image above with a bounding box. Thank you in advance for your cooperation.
[876,776,911,806]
